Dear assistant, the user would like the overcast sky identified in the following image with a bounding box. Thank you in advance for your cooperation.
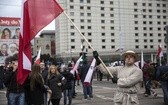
[0,0,55,30]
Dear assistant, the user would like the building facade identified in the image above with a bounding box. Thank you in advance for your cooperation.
[33,30,55,57]
[55,0,168,62]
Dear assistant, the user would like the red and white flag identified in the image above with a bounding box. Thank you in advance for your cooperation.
[17,0,63,84]
[35,47,41,64]
[157,44,163,58]
[84,58,96,86]
[70,56,83,75]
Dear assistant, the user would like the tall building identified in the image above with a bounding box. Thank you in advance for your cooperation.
[55,0,168,62]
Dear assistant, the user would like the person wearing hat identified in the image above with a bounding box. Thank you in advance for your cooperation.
[93,50,143,105]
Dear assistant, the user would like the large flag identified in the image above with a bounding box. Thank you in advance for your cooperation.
[35,47,41,64]
[17,0,63,84]
[84,58,96,86]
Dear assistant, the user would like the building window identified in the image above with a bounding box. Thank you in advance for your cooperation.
[101,20,105,23]
[110,1,113,5]
[134,9,138,12]
[143,9,146,12]
[71,39,75,42]
[80,13,84,16]
[88,33,92,36]
[158,33,161,37]
[149,15,152,18]
[101,33,105,36]
[149,9,152,12]
[70,32,75,36]
[88,39,92,42]
[100,7,104,11]
[135,33,139,36]
[142,3,146,6]
[110,20,114,23]
[111,39,115,42]
[149,27,153,30]
[143,15,146,18]
[100,1,104,4]
[150,45,153,48]
[87,19,91,23]
[111,27,114,30]
[81,26,84,29]
[87,13,91,16]
[80,19,84,23]
[102,46,106,49]
[134,15,138,18]
[144,33,147,36]
[135,45,139,49]
[71,46,75,49]
[157,9,160,13]
[134,3,137,6]
[157,21,161,25]
[143,21,146,24]
[110,14,114,17]
[87,6,91,10]
[88,26,92,29]
[80,6,84,9]
[110,8,113,11]
[148,3,152,6]
[102,39,106,42]
[143,27,147,31]
[87,0,90,3]
[111,46,115,49]
[111,33,115,36]
[70,26,74,29]
[70,6,74,9]
[144,45,147,49]
[101,26,105,29]
[135,27,138,30]
[70,0,73,2]
[149,21,153,24]
[150,39,153,42]
[101,14,105,17]
[158,27,161,31]
[158,39,162,42]
[80,0,84,3]
[135,39,139,42]
[144,39,147,42]
[134,21,138,24]
[157,4,160,7]
[149,33,153,37]
[157,15,161,19]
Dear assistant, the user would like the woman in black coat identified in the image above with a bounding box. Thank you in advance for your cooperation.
[25,64,51,105]
[47,65,66,105]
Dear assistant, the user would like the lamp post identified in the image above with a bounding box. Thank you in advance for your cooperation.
[164,25,168,63]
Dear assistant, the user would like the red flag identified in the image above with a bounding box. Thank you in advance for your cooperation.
[17,0,63,84]
[35,47,41,64]
[157,44,163,58]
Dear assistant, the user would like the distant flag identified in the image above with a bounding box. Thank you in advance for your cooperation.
[157,44,163,66]
[84,58,96,86]
[35,47,41,64]
[17,0,63,84]
[115,48,123,52]
[70,56,82,75]
[141,51,144,69]
[157,44,163,58]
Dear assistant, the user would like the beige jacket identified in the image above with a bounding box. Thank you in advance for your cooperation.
[97,64,143,105]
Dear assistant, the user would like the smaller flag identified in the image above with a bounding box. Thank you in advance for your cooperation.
[84,58,96,86]
[115,48,123,52]
[35,47,41,64]
[70,56,82,75]
[157,44,163,58]
[141,51,144,69]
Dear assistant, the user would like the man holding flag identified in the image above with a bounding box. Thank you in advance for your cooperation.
[79,58,94,100]
[93,50,143,105]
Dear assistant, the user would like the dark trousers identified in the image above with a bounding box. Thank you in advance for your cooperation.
[51,99,61,105]
[161,81,168,105]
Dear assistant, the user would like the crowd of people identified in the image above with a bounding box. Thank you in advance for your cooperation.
[0,50,168,105]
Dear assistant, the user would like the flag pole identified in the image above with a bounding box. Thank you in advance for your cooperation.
[63,11,113,78]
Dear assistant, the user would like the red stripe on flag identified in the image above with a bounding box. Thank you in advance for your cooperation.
[17,0,63,85]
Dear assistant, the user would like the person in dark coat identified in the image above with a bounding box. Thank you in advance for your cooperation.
[3,53,25,105]
[61,67,74,105]
[25,64,51,105]
[47,65,66,105]
[156,60,168,105]
[79,59,93,99]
